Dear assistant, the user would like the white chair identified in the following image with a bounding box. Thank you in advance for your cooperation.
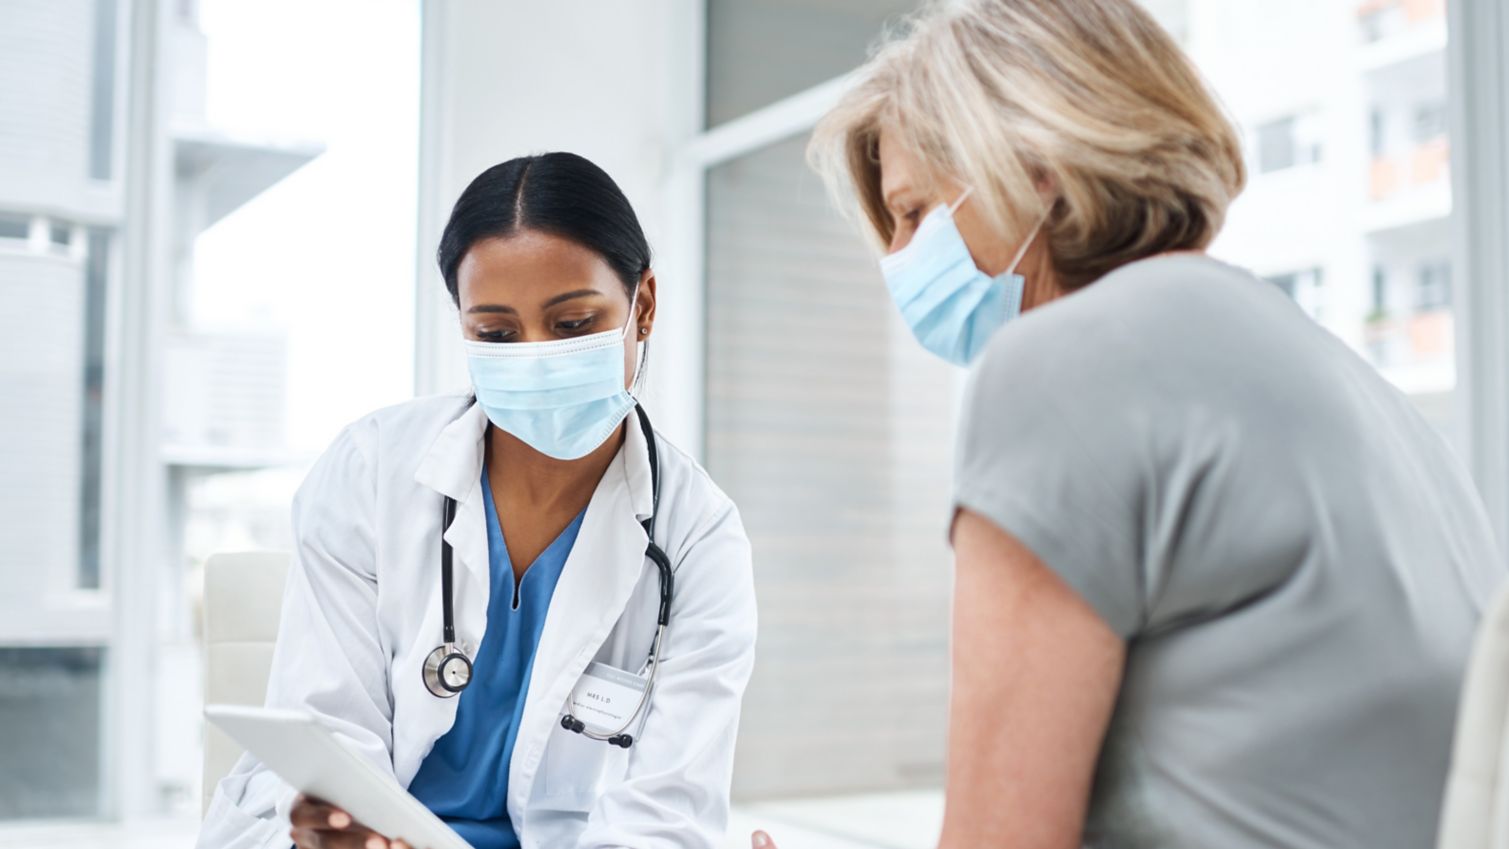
[201,551,291,815]
[1439,581,1509,849]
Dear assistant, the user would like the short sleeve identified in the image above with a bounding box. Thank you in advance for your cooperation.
[952,324,1151,638]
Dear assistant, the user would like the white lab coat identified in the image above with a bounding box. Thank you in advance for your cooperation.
[197,394,757,849]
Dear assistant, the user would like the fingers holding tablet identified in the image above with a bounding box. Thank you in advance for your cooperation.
[289,794,414,849]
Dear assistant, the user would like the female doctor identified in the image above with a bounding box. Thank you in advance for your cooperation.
[197,152,757,849]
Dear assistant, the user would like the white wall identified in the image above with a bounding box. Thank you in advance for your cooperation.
[414,0,705,452]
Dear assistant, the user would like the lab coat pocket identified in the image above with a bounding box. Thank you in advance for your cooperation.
[540,721,630,808]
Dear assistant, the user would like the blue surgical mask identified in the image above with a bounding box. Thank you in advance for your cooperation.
[879,188,1044,366]
[465,290,640,460]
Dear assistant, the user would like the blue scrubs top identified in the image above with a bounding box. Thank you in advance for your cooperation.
[407,467,585,849]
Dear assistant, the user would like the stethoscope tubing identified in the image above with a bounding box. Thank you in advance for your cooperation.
[428,403,673,747]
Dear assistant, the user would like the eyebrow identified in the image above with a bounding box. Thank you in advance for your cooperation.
[542,289,603,308]
[466,289,604,315]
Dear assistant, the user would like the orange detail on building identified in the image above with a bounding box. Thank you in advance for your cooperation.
[1371,157,1401,200]
[1411,138,1451,185]
[1409,310,1454,359]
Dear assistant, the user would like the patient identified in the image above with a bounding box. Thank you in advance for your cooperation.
[757,1,1508,847]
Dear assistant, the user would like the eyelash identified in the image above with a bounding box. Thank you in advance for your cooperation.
[473,314,600,343]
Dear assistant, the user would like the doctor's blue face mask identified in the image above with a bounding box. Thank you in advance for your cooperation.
[879,188,1045,366]
[465,287,641,461]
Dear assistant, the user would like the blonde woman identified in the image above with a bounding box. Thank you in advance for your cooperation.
[763,1,1506,848]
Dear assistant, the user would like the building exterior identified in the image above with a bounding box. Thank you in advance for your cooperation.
[1190,0,1457,443]
[0,0,315,822]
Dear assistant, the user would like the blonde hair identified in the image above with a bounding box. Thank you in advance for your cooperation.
[810,0,1246,290]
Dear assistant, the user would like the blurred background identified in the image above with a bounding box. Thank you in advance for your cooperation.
[3,0,1507,846]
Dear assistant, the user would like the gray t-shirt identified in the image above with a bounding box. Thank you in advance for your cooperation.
[954,253,1505,849]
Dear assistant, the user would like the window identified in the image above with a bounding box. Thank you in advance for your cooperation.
[0,216,28,241]
[0,0,417,826]
[1417,259,1452,310]
[79,230,109,590]
[1359,0,1407,43]
[1414,100,1448,142]
[704,0,915,127]
[160,0,419,814]
[1266,267,1326,320]
[0,225,111,820]
[0,648,105,819]
[1257,117,1298,172]
[89,0,117,181]
[1198,0,1457,442]
[706,136,954,797]
[1256,112,1324,173]
[1372,265,1390,316]
[0,6,118,823]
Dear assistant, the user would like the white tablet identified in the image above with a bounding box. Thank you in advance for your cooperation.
[205,704,473,849]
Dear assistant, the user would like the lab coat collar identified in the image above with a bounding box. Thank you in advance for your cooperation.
[621,404,656,524]
[413,398,656,521]
[411,398,657,587]
[413,398,488,502]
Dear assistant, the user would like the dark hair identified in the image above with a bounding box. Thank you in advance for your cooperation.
[436,152,652,306]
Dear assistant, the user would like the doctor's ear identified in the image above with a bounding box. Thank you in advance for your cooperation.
[633,270,658,337]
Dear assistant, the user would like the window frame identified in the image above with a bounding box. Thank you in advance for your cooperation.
[1448,0,1509,548]
[664,12,859,459]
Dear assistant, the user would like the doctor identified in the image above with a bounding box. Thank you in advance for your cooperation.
[198,152,757,849]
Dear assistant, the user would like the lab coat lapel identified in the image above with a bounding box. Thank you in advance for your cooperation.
[413,401,492,651]
[508,417,657,822]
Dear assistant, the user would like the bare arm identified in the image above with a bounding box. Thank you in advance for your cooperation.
[750,509,1126,849]
[937,509,1125,849]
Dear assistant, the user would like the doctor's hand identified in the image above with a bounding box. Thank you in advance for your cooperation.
[752,830,776,849]
[290,794,413,849]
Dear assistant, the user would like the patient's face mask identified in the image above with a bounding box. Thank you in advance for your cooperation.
[465,287,640,460]
[879,188,1044,366]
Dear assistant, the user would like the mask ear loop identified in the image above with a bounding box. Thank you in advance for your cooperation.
[1006,207,1052,276]
[621,280,643,341]
[946,186,1048,276]
[946,186,974,216]
[622,280,646,395]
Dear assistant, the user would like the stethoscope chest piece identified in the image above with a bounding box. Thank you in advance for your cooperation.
[422,642,473,698]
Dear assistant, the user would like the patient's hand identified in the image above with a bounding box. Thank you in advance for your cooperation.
[290,793,413,849]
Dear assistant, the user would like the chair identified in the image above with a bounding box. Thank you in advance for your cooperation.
[1438,581,1509,849]
[201,551,291,815]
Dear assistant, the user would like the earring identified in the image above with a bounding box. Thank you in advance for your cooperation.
[639,327,649,336]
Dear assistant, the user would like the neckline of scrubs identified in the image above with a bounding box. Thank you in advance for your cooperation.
[482,464,587,611]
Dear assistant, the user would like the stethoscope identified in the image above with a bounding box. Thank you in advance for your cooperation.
[421,405,674,749]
